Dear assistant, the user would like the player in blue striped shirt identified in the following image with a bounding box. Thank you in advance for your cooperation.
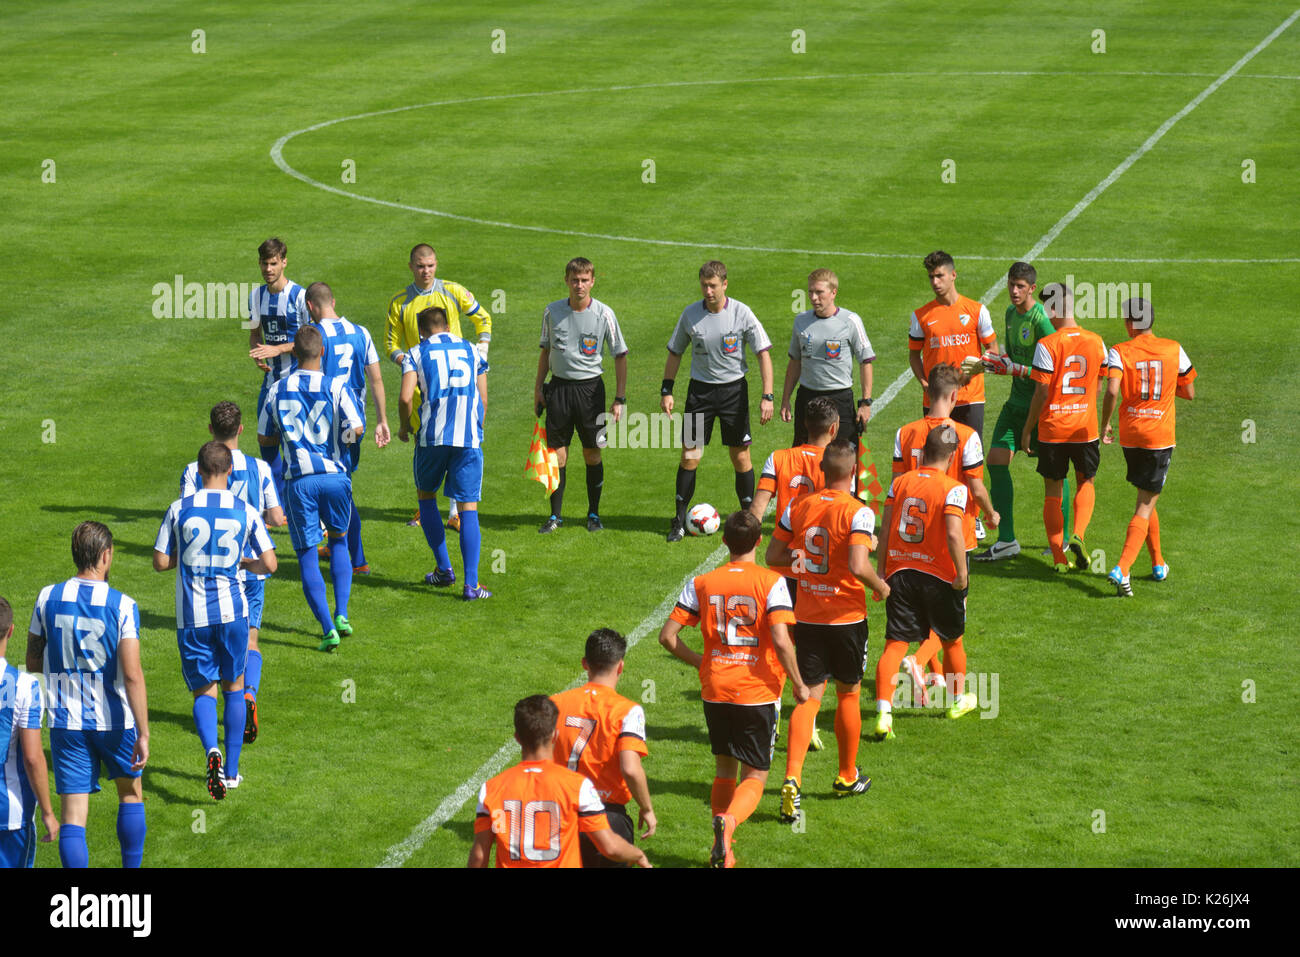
[399,307,491,600]
[306,282,392,575]
[258,325,365,649]
[247,237,309,506]
[156,443,276,799]
[181,401,285,745]
[27,523,150,867]
[0,596,57,868]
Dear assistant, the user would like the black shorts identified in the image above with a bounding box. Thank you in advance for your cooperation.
[579,802,634,868]
[545,376,606,450]
[683,379,751,448]
[1123,446,1173,493]
[1035,439,1100,482]
[793,386,857,447]
[794,619,869,687]
[702,700,778,771]
[884,568,967,644]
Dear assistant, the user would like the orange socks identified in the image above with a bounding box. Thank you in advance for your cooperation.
[834,689,861,780]
[875,641,908,708]
[1073,481,1096,539]
[943,638,967,696]
[1146,508,1163,566]
[726,778,764,826]
[783,698,820,784]
[710,777,736,818]
[1044,496,1066,563]
[1118,515,1150,576]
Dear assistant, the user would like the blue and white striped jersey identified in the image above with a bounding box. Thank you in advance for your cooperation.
[402,332,488,449]
[257,370,364,479]
[155,490,274,629]
[249,281,308,381]
[180,450,281,582]
[0,658,41,831]
[317,317,380,422]
[28,579,140,731]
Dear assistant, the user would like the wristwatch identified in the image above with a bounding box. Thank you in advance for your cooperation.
[858,398,873,408]
[761,393,775,401]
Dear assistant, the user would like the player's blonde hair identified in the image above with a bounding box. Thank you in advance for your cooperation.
[808,268,838,290]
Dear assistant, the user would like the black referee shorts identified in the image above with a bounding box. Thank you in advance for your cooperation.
[545,376,606,450]
[683,378,751,448]
[793,385,856,446]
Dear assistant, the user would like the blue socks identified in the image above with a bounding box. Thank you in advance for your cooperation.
[223,690,245,778]
[193,694,219,752]
[244,649,262,700]
[116,803,146,868]
[59,824,88,868]
[419,498,452,572]
[459,509,482,589]
[297,545,334,636]
[328,536,352,620]
[347,502,366,568]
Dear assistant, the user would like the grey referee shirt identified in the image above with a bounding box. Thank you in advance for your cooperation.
[789,307,874,392]
[666,298,772,384]
[541,297,628,381]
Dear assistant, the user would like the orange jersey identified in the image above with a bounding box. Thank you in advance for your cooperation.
[1106,335,1196,449]
[669,561,795,705]
[1030,327,1107,442]
[773,488,877,625]
[884,468,968,583]
[893,415,984,550]
[550,683,648,807]
[758,444,826,573]
[909,296,997,406]
[474,760,609,868]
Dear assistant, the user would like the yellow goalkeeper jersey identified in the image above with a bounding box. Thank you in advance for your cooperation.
[385,279,491,363]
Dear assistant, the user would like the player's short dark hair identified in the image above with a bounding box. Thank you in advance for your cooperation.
[417,306,449,336]
[804,396,839,438]
[71,521,113,573]
[923,250,955,273]
[0,596,12,638]
[923,424,959,466]
[258,237,287,261]
[584,628,627,673]
[198,440,233,478]
[1122,297,1154,330]
[1039,282,1074,317]
[305,281,334,308]
[514,695,559,752]
[210,401,241,440]
[699,260,727,281]
[409,243,437,262]
[565,257,594,278]
[927,362,963,401]
[821,438,857,483]
[1008,261,1037,285]
[722,510,761,555]
[293,324,323,361]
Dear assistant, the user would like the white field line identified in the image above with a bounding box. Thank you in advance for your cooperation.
[378,10,1299,866]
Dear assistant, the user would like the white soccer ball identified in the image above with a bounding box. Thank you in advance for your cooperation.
[687,503,721,536]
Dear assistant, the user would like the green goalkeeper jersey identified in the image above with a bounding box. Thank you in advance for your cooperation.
[1004,301,1055,404]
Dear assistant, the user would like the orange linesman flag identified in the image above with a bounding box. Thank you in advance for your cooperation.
[857,438,886,516]
[525,417,560,493]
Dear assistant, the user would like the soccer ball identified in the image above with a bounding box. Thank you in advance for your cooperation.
[687,503,721,536]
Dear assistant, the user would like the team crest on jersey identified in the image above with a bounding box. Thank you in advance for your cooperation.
[580,335,599,356]
[824,339,842,359]
[959,314,971,327]
[722,333,740,354]
[1019,322,1033,343]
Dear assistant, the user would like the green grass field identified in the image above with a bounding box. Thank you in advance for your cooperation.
[2,0,1297,868]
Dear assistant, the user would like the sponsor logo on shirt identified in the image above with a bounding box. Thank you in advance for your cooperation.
[930,333,972,348]
[825,339,842,360]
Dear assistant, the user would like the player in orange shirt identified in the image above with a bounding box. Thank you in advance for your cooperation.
[1100,297,1197,597]
[1022,284,1107,573]
[892,363,998,698]
[766,439,889,823]
[469,695,649,868]
[550,628,655,868]
[659,511,809,868]
[873,425,979,739]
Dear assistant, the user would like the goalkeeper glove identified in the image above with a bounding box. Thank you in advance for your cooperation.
[959,355,984,377]
[982,351,1027,377]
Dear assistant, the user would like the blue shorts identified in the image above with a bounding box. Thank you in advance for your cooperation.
[51,726,141,794]
[0,820,36,868]
[178,619,250,691]
[284,473,353,552]
[414,446,483,503]
[244,576,265,630]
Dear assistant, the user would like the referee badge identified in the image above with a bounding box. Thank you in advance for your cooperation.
[722,333,740,354]
[824,339,842,359]
[580,335,598,356]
